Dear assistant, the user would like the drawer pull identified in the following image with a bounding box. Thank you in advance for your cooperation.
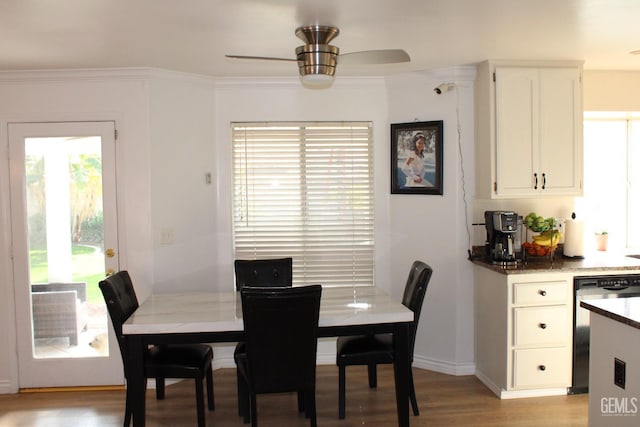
[539,323,547,329]
[539,290,547,296]
[538,365,546,371]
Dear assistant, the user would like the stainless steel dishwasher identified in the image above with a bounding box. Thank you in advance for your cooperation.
[570,273,640,394]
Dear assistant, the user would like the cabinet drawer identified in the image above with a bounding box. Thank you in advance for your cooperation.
[513,306,569,347]
[513,347,571,389]
[513,280,568,305]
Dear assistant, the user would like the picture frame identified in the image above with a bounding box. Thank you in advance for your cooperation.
[391,120,443,195]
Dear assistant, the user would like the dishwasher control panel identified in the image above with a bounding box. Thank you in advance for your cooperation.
[574,274,640,290]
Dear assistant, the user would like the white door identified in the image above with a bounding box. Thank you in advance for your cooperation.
[9,121,124,388]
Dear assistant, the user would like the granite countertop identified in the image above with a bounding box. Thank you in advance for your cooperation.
[471,247,640,275]
[580,297,640,330]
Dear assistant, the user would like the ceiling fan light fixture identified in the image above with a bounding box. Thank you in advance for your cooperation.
[300,73,335,89]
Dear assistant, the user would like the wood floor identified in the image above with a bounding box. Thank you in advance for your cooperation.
[0,365,588,426]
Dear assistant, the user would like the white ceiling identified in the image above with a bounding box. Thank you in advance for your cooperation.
[2,0,640,79]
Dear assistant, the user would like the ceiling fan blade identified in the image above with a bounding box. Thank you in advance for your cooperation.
[225,54,297,62]
[338,49,410,65]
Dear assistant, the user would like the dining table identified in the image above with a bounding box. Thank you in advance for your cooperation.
[122,285,414,426]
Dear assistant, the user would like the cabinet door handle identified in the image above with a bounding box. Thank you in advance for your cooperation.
[539,290,547,296]
[539,323,547,329]
[542,173,546,189]
[534,172,538,189]
[538,365,546,371]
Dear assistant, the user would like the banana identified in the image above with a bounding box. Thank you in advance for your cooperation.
[532,236,552,246]
[532,230,562,247]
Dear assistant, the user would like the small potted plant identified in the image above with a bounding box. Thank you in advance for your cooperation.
[595,231,608,251]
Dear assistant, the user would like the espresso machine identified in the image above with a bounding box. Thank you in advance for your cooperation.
[484,211,523,264]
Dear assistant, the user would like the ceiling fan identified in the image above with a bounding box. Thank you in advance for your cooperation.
[225,25,410,88]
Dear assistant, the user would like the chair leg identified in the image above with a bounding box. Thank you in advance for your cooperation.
[250,393,258,427]
[237,369,249,420]
[206,368,215,411]
[241,377,250,424]
[409,367,419,416]
[155,377,165,400]
[195,378,205,427]
[307,389,317,427]
[124,386,132,427]
[298,391,305,413]
[125,378,146,427]
[367,364,378,388]
[338,365,346,419]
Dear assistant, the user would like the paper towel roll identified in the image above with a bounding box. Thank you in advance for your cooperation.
[564,218,585,258]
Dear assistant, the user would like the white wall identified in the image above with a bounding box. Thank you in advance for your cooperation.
[584,71,640,111]
[147,71,218,294]
[385,68,477,374]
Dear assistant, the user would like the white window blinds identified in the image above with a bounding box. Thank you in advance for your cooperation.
[232,122,375,287]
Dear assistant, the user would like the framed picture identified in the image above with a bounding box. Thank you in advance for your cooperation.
[391,120,443,195]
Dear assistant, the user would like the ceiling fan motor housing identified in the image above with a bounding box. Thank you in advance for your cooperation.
[295,25,340,77]
[296,44,339,77]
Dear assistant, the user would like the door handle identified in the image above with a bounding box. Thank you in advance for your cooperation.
[105,248,115,258]
[105,268,115,276]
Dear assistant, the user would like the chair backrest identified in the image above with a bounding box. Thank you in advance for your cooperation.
[240,285,322,394]
[98,271,139,370]
[234,257,293,290]
[401,261,433,359]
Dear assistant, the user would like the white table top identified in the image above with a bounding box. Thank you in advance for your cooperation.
[123,286,413,335]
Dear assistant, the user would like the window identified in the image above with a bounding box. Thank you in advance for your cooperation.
[583,113,640,251]
[232,122,375,286]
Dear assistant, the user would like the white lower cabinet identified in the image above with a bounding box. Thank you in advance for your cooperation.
[474,266,573,398]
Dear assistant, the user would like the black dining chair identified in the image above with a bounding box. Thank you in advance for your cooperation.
[234,257,293,290]
[236,285,322,427]
[99,270,215,427]
[233,257,294,418]
[336,260,433,419]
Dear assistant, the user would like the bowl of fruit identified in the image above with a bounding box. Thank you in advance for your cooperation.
[522,212,562,258]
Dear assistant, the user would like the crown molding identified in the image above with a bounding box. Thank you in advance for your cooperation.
[214,75,386,90]
[0,67,216,86]
[418,65,477,82]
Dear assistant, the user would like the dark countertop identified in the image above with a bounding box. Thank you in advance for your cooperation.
[471,248,640,275]
[580,297,640,330]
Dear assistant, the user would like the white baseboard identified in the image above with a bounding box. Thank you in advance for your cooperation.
[0,380,16,394]
[475,369,569,399]
[413,355,476,376]
[474,370,503,397]
[210,342,476,377]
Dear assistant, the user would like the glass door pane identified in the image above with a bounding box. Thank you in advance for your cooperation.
[25,136,109,359]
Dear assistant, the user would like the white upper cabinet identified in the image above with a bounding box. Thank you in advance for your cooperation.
[475,60,584,199]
